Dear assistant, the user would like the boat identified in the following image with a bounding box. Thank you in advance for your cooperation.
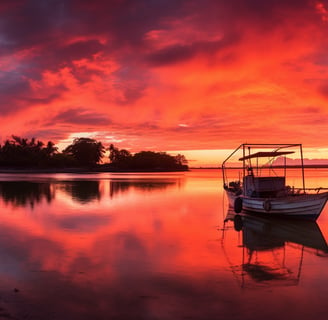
[222,144,328,220]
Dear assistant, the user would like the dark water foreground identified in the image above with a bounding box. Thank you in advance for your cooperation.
[0,170,328,320]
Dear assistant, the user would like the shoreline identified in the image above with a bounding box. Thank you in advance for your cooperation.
[1,165,327,174]
[0,167,189,174]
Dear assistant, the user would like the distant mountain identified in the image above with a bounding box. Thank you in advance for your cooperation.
[273,157,328,166]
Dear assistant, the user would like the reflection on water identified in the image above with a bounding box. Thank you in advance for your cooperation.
[0,181,53,208]
[0,177,182,207]
[222,209,328,288]
[109,178,179,198]
[0,170,328,319]
[57,180,101,204]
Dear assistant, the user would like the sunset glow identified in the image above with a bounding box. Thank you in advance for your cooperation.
[1,0,328,165]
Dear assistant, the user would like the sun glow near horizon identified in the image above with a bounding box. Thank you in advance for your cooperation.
[169,147,328,167]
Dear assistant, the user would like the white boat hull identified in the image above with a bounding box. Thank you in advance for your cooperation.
[226,191,328,221]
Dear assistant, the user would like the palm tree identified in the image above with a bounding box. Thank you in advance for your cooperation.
[44,141,58,157]
[63,138,105,167]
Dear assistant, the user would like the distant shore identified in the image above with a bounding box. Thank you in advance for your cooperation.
[0,167,189,174]
[217,165,328,170]
[1,165,327,174]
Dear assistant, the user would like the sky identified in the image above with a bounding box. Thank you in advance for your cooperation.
[1,0,328,166]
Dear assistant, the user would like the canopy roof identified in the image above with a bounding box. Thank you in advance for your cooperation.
[239,151,294,161]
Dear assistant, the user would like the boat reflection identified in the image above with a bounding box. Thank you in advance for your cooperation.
[221,208,328,288]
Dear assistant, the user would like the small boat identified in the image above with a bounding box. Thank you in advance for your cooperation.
[222,144,328,220]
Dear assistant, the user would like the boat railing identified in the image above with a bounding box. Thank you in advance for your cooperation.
[302,187,328,194]
[288,187,328,195]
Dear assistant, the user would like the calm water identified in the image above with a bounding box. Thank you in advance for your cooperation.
[0,169,328,320]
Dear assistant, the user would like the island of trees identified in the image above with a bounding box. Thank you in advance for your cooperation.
[0,136,188,172]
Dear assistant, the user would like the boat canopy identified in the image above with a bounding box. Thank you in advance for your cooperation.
[239,151,294,161]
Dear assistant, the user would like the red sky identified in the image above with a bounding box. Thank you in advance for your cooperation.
[1,0,328,165]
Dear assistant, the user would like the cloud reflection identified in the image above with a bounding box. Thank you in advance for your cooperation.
[0,223,236,320]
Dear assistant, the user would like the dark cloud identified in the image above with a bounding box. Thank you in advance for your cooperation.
[51,40,106,65]
[23,127,71,142]
[0,0,184,54]
[1,0,185,107]
[195,0,316,27]
[0,0,320,100]
[228,0,311,17]
[0,0,319,62]
[0,70,67,114]
[115,83,147,105]
[69,0,186,46]
[26,92,63,104]
[0,0,72,51]
[51,107,111,125]
[113,68,149,105]
[0,71,64,114]
[0,72,31,114]
[146,34,240,66]
[147,43,201,66]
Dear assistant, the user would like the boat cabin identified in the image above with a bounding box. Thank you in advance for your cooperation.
[238,150,294,198]
[243,175,286,198]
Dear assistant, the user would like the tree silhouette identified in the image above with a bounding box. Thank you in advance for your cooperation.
[63,138,105,167]
[109,144,132,166]
[0,135,188,171]
[108,145,188,170]
[0,135,58,167]
[174,154,188,166]
[44,141,58,157]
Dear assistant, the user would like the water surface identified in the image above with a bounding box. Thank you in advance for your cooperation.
[0,169,328,320]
